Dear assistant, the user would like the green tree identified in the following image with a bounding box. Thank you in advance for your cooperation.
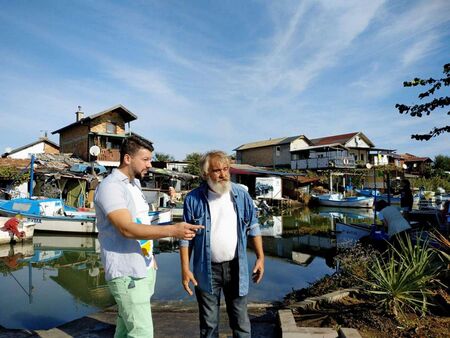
[396,63,450,140]
[184,152,203,177]
[153,152,175,162]
[433,155,450,172]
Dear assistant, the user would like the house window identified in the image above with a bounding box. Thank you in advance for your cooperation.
[106,122,117,134]
[276,146,281,157]
[360,154,364,162]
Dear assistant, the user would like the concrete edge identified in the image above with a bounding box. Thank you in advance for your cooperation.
[277,308,362,338]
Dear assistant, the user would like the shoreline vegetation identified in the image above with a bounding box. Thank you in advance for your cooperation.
[281,233,450,337]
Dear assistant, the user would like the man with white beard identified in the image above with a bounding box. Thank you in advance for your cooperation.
[179,150,264,338]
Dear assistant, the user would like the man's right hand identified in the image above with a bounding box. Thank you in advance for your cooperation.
[172,222,203,240]
[181,269,197,295]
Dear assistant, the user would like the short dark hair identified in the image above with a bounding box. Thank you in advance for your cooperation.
[120,135,154,163]
[401,179,411,189]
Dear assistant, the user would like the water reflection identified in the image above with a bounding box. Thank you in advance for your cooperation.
[0,206,373,330]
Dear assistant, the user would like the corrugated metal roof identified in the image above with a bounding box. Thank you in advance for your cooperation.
[235,132,375,151]
[234,135,304,151]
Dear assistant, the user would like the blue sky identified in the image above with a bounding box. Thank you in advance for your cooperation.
[0,0,449,160]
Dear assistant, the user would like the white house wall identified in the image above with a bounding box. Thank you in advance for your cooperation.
[290,138,310,151]
[8,143,45,159]
[345,135,371,148]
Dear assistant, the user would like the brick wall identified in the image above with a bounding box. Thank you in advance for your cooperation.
[43,143,60,154]
[238,147,274,167]
[59,124,90,160]
[90,112,126,134]
[57,112,128,161]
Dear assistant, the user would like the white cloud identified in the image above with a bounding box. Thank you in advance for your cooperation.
[0,0,449,159]
[401,35,439,67]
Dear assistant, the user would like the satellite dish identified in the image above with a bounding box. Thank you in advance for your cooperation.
[89,145,100,157]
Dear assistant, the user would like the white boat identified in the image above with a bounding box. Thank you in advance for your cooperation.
[314,193,374,208]
[0,198,172,234]
[0,198,97,234]
[0,216,35,244]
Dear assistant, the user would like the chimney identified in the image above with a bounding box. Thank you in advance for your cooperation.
[76,106,84,122]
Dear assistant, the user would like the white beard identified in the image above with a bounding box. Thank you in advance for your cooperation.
[207,177,231,195]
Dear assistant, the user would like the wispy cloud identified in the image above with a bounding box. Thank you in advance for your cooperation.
[0,0,449,158]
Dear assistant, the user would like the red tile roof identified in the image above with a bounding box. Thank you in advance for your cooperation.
[399,153,432,162]
[310,132,359,146]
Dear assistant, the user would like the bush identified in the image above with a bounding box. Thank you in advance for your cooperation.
[362,234,442,319]
[335,243,378,283]
[411,176,450,192]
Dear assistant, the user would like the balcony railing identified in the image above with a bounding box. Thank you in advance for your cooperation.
[291,157,356,170]
[97,148,120,162]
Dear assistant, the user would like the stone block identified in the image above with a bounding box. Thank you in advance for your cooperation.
[339,327,363,338]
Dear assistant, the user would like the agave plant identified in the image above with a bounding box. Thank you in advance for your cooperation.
[429,231,450,263]
[362,234,441,319]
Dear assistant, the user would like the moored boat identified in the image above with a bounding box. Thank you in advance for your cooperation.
[355,188,420,205]
[314,193,374,208]
[0,198,97,234]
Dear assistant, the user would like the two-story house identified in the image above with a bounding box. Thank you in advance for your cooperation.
[235,132,375,170]
[399,153,433,176]
[291,132,375,170]
[52,105,152,167]
[234,136,301,168]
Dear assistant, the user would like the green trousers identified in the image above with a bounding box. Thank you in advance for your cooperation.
[107,268,157,338]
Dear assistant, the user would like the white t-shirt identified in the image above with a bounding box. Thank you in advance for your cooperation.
[127,182,154,266]
[208,190,237,263]
[379,206,411,238]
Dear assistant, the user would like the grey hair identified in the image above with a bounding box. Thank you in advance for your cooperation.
[199,150,230,179]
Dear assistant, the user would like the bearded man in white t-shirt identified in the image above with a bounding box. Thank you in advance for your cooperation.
[180,151,264,338]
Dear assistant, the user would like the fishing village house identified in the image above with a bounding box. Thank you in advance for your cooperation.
[2,137,60,159]
[0,139,99,206]
[51,105,154,206]
[233,132,407,196]
[51,104,153,168]
[2,104,153,205]
[398,153,433,177]
[0,137,60,198]
[235,132,375,170]
[234,132,435,195]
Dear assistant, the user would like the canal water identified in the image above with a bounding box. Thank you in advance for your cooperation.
[0,206,374,330]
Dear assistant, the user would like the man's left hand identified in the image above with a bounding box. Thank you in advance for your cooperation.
[252,258,264,283]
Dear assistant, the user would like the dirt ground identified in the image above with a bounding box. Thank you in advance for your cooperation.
[284,275,450,338]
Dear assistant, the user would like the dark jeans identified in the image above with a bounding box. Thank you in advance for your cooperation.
[195,258,251,338]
